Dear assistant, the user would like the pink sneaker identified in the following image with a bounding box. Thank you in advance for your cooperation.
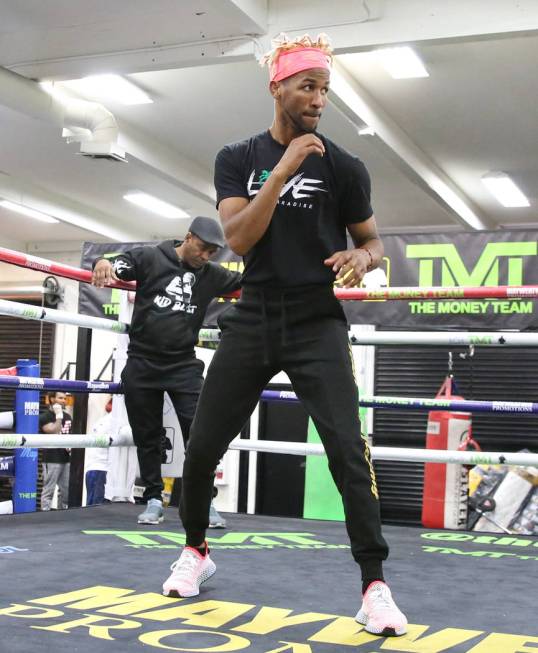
[355,581,407,637]
[162,546,216,598]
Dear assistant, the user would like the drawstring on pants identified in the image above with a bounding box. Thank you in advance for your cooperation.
[258,289,288,365]
[242,284,334,367]
[259,290,270,365]
[280,293,287,347]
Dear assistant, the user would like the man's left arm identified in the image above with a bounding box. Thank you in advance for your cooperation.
[324,216,384,288]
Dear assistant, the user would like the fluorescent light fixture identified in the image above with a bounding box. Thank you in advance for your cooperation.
[0,200,59,224]
[376,47,429,79]
[330,66,487,229]
[60,75,153,105]
[358,125,376,136]
[481,172,530,208]
[124,192,190,219]
[427,180,485,230]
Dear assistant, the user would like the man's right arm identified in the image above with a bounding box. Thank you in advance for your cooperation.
[40,406,63,435]
[91,252,137,288]
[218,134,325,255]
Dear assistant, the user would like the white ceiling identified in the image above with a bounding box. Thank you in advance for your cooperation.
[0,0,537,259]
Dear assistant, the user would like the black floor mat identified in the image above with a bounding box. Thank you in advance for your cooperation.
[1,503,537,652]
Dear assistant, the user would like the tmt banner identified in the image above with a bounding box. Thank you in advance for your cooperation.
[342,231,538,329]
[79,231,538,329]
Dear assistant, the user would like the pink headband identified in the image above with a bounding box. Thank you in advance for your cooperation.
[270,47,331,82]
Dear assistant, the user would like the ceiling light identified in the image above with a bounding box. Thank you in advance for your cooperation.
[60,75,153,105]
[0,200,59,223]
[481,172,530,208]
[330,65,487,229]
[376,47,429,79]
[123,192,190,219]
[358,125,376,136]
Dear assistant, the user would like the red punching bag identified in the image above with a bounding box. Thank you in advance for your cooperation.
[421,375,479,530]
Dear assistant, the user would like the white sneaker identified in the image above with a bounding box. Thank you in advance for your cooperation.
[162,546,216,598]
[355,581,407,637]
[137,498,164,525]
[209,501,227,528]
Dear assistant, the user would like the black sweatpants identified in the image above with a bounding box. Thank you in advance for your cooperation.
[180,285,388,581]
[122,355,204,501]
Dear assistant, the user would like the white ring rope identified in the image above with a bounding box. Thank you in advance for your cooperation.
[0,298,128,334]
[228,439,538,467]
[2,433,537,467]
[2,299,537,347]
[0,429,133,449]
[347,328,538,347]
[200,327,538,347]
[0,411,14,430]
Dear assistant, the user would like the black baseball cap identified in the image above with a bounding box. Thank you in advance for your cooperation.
[188,216,225,248]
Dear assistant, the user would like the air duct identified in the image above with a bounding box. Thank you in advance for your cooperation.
[0,66,126,162]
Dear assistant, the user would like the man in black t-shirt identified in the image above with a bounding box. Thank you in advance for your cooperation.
[39,391,72,510]
[164,34,407,637]
[92,216,241,527]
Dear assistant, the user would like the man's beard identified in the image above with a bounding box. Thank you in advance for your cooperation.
[284,107,318,135]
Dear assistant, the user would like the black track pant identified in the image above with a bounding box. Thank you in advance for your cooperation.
[180,286,388,581]
[122,356,204,501]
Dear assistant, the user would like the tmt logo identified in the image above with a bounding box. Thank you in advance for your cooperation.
[82,530,348,550]
[407,242,537,287]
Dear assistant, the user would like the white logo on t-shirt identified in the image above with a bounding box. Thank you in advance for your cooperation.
[112,259,132,274]
[153,273,197,314]
[247,171,327,202]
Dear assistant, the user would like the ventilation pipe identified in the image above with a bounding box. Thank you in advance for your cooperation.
[0,66,126,162]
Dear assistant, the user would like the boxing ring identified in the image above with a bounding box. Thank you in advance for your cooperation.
[1,245,538,651]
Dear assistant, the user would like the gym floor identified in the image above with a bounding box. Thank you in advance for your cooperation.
[1,503,537,652]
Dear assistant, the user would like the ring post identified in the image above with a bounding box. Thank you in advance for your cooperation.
[13,358,40,513]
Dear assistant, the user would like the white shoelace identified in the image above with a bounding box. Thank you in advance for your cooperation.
[368,585,394,611]
[169,550,200,580]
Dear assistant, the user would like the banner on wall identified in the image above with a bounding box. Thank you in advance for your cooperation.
[79,230,538,329]
[341,230,538,329]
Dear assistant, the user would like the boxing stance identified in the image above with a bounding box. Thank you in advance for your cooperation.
[162,34,407,638]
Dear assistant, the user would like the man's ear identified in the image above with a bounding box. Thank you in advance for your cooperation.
[269,80,280,99]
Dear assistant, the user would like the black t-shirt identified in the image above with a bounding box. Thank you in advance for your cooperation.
[214,130,373,287]
[39,409,72,464]
[104,240,242,362]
